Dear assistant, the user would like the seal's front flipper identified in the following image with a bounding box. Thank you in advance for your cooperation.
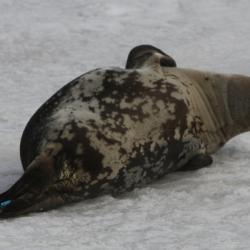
[125,45,177,69]
[0,155,57,218]
[178,154,213,172]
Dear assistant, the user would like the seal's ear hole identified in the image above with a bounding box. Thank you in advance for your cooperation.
[160,57,177,67]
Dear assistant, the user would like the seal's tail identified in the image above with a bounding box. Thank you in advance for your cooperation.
[0,154,65,218]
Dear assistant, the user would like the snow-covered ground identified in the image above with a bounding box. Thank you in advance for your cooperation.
[0,0,250,249]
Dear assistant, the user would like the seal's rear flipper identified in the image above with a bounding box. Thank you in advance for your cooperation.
[0,193,67,218]
[0,155,58,218]
[177,154,213,172]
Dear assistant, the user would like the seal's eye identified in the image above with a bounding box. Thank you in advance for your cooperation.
[160,57,176,67]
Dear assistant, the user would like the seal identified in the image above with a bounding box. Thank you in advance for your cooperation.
[0,45,249,217]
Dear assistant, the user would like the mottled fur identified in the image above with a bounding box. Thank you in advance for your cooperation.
[0,45,249,217]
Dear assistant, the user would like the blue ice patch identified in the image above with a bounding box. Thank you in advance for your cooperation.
[0,200,12,208]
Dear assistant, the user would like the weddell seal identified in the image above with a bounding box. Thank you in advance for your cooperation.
[0,45,249,217]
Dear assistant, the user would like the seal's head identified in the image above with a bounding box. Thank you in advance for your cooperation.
[125,44,176,69]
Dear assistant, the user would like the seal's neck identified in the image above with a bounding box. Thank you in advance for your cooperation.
[202,73,250,141]
[183,70,250,153]
[226,75,250,135]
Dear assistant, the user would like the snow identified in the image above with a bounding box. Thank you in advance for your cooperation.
[0,0,250,249]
